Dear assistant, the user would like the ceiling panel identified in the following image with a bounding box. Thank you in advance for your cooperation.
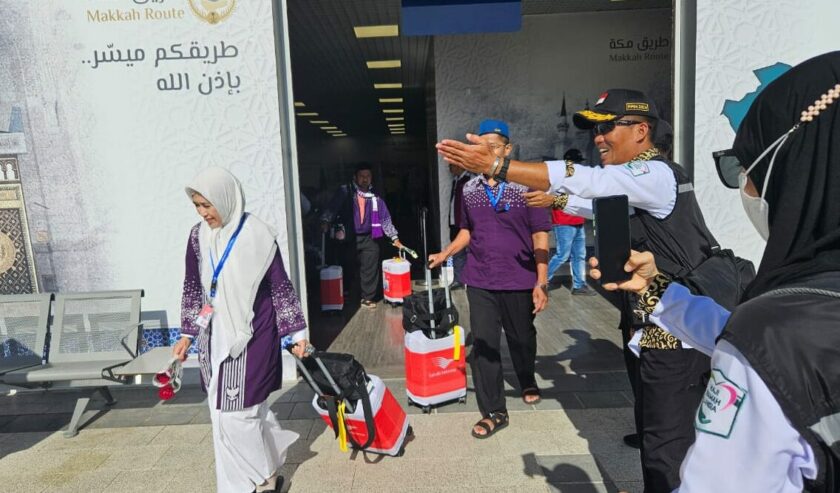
[287,0,672,141]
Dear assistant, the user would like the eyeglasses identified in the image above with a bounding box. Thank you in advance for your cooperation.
[712,148,741,189]
[487,143,509,150]
[592,119,644,136]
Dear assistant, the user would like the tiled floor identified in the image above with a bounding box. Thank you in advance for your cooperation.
[0,277,643,492]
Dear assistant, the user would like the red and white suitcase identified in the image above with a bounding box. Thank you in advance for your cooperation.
[289,347,412,457]
[320,232,344,312]
[405,327,467,410]
[312,374,411,456]
[320,265,343,311]
[382,253,412,305]
[404,207,467,412]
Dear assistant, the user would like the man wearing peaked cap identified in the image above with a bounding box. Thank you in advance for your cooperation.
[437,89,725,493]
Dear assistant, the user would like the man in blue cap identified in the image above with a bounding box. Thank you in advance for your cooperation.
[429,119,551,439]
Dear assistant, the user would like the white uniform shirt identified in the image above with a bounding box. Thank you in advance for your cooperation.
[651,283,818,492]
[546,159,677,219]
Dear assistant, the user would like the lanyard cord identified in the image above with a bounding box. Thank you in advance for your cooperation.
[208,214,248,300]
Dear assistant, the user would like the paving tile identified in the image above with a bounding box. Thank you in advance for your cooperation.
[147,423,210,446]
[48,469,122,492]
[575,392,633,409]
[288,402,320,420]
[107,470,172,493]
[98,445,171,471]
[0,473,52,493]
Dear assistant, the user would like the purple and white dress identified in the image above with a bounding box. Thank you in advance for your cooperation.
[181,221,307,492]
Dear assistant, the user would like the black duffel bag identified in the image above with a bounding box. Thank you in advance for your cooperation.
[301,351,368,400]
[300,352,376,449]
[402,288,459,335]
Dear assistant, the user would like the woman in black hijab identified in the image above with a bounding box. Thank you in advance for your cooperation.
[591,51,840,492]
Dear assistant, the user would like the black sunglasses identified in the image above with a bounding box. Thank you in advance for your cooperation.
[592,119,644,136]
[712,149,742,189]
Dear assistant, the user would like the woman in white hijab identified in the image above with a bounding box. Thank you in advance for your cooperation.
[173,167,308,493]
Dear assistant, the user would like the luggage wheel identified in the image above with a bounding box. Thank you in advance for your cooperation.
[458,396,467,404]
[407,425,414,437]
[397,446,405,457]
[421,405,431,414]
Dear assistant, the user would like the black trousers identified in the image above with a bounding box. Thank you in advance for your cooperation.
[638,347,710,493]
[467,286,537,417]
[356,234,380,302]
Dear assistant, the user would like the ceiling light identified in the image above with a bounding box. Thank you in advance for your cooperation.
[382,109,404,114]
[374,83,403,89]
[391,132,405,135]
[321,126,338,130]
[333,133,347,137]
[388,123,405,128]
[310,120,329,124]
[354,25,399,38]
[379,98,404,103]
[294,102,305,107]
[326,130,342,133]
[385,117,404,122]
[297,112,318,117]
[367,60,401,69]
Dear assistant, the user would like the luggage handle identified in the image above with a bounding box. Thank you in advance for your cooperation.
[285,343,356,414]
[319,232,327,269]
[283,343,376,451]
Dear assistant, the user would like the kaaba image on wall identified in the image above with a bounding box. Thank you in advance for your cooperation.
[0,156,38,294]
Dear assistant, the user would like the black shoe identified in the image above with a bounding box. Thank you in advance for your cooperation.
[571,286,597,296]
[623,432,641,449]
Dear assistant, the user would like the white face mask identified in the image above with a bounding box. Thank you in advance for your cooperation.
[738,126,796,241]
[739,173,770,240]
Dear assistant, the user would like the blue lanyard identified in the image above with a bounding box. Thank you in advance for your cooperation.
[483,181,509,212]
[208,214,247,300]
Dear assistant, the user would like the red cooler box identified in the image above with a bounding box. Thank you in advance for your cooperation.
[312,374,412,456]
[405,327,467,410]
[382,257,411,304]
[320,265,343,311]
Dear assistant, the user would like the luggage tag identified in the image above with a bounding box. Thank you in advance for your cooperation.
[195,303,214,329]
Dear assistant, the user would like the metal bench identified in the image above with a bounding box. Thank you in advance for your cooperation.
[0,293,53,377]
[2,289,144,437]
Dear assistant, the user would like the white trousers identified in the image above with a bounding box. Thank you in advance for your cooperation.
[207,371,299,493]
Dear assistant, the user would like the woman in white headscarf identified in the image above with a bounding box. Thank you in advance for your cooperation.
[173,167,308,493]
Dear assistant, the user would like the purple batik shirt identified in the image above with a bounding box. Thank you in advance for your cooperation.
[460,175,551,291]
[180,224,307,410]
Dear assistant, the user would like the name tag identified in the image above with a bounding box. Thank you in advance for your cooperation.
[195,304,214,329]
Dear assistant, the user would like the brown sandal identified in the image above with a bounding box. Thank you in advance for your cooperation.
[522,387,542,405]
[471,412,509,439]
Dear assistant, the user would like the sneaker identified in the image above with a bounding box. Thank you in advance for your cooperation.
[571,286,597,296]
[361,299,377,309]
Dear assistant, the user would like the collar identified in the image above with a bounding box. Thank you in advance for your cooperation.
[629,147,662,163]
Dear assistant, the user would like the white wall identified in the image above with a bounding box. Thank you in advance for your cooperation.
[434,9,672,245]
[694,0,840,265]
[0,0,292,324]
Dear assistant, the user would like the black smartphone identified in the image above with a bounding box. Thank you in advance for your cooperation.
[592,195,632,284]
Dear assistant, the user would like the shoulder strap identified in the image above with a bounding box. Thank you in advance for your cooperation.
[345,377,376,450]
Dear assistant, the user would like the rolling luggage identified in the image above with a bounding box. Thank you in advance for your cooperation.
[319,232,343,312]
[403,207,467,413]
[382,251,411,305]
[290,346,412,457]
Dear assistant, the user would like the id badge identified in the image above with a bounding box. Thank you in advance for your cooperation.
[195,304,214,329]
